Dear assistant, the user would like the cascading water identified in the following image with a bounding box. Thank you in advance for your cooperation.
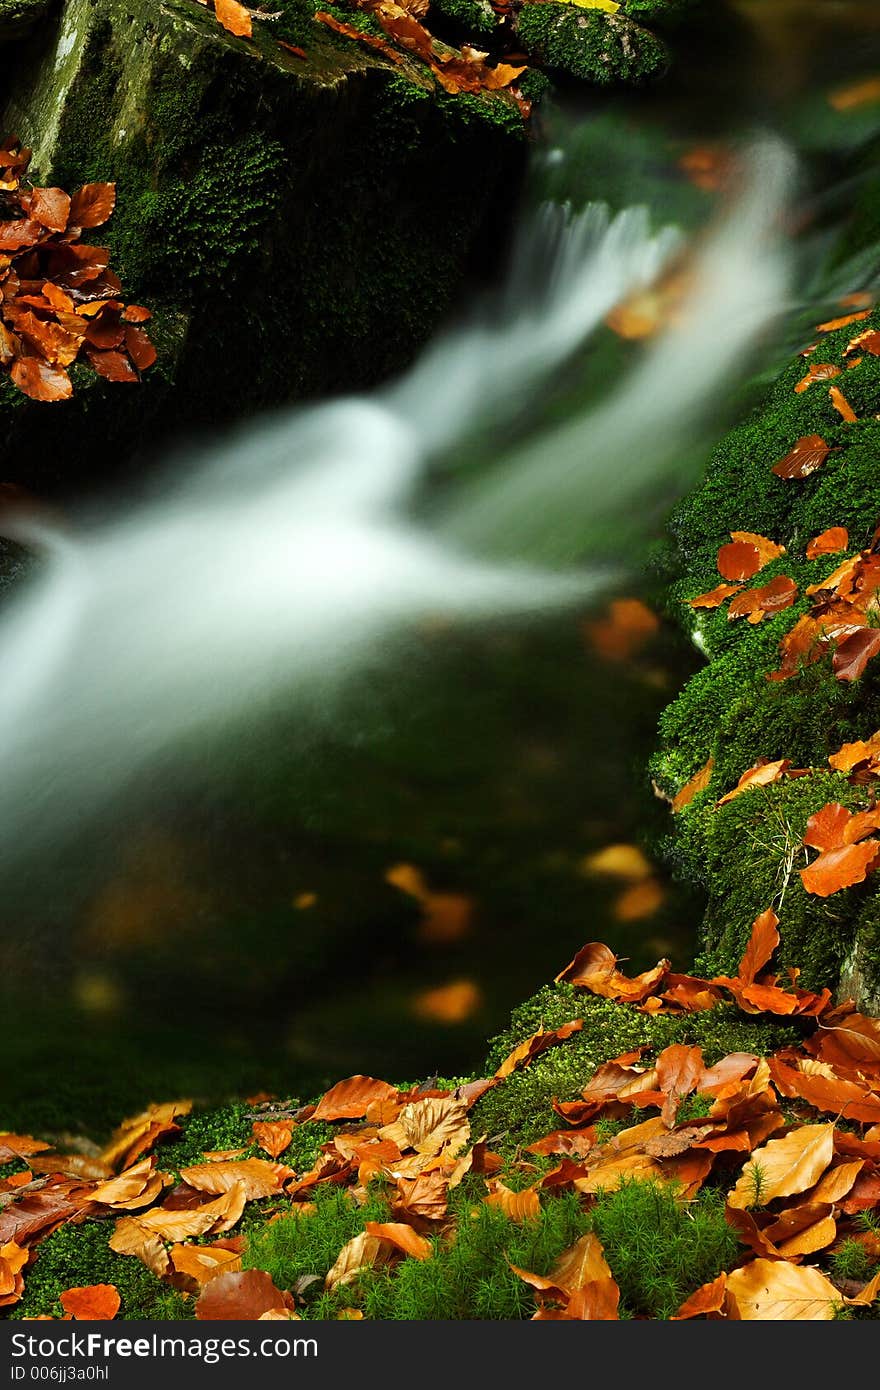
[0,133,794,873]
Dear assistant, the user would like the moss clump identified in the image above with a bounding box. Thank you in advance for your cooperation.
[591,1179,738,1318]
[12,1222,166,1320]
[430,0,498,39]
[657,308,880,997]
[622,0,702,28]
[474,986,800,1148]
[831,1238,876,1285]
[158,1103,332,1174]
[246,1182,590,1318]
[514,5,668,85]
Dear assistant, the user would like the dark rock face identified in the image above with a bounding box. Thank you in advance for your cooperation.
[0,0,526,487]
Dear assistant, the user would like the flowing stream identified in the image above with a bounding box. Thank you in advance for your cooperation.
[3,1,880,1127]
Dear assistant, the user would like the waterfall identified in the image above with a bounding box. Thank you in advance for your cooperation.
[0,133,794,868]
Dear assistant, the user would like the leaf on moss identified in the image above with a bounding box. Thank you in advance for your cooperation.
[771,435,830,479]
[806,527,848,560]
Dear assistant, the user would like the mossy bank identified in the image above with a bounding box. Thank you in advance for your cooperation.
[654,306,880,1006]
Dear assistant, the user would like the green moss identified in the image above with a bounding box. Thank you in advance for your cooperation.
[474,987,799,1149]
[622,0,702,25]
[658,308,880,997]
[430,0,498,39]
[831,1238,876,1284]
[12,1222,166,1320]
[158,1103,332,1174]
[246,1182,590,1318]
[591,1180,737,1318]
[515,5,668,85]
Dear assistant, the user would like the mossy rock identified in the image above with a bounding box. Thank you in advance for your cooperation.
[0,0,525,487]
[514,3,669,86]
[473,984,801,1148]
[656,302,880,1004]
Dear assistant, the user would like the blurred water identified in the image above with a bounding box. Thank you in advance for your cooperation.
[0,140,793,871]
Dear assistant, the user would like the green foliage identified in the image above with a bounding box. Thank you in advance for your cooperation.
[247,1183,589,1318]
[160,1103,332,1174]
[671,772,872,984]
[515,5,668,86]
[430,0,499,38]
[658,308,880,991]
[13,1222,164,1320]
[591,1180,738,1318]
[830,1238,875,1284]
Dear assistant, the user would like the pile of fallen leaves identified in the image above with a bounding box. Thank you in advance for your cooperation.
[201,0,531,114]
[0,139,154,402]
[6,913,880,1319]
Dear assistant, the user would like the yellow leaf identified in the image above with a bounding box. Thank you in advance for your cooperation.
[728,1124,834,1210]
[726,1259,839,1320]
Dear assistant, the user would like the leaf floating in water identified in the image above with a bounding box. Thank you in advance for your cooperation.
[771,435,830,480]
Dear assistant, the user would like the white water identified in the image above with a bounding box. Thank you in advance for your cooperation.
[0,135,794,867]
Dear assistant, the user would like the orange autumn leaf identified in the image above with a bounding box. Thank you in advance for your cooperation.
[806,527,848,560]
[214,0,252,37]
[736,908,780,984]
[196,1269,293,1320]
[363,1221,432,1260]
[716,760,790,805]
[828,75,880,110]
[829,384,858,421]
[800,840,880,897]
[325,1234,394,1290]
[251,1121,293,1159]
[179,1159,292,1201]
[170,1243,243,1286]
[771,435,830,479]
[612,877,664,921]
[816,309,872,332]
[728,1124,835,1210]
[672,758,713,812]
[829,731,880,774]
[10,356,72,402]
[727,574,798,623]
[725,1258,839,1320]
[59,1284,120,1321]
[769,1056,880,1125]
[672,1273,727,1319]
[483,1180,540,1223]
[687,582,741,610]
[494,1020,583,1079]
[717,539,762,582]
[68,182,116,229]
[312,1075,399,1122]
[29,187,71,233]
[794,362,840,393]
[833,627,880,681]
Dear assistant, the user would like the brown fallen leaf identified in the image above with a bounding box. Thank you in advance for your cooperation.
[687,582,742,610]
[728,1124,834,1209]
[807,527,849,560]
[833,627,880,681]
[170,1243,243,1286]
[672,1273,727,1319]
[325,1233,394,1290]
[312,1076,399,1122]
[196,1269,293,1319]
[672,758,714,812]
[771,435,830,480]
[251,1122,293,1160]
[363,1221,432,1260]
[725,1258,839,1319]
[800,840,879,897]
[59,1284,120,1320]
[179,1159,293,1201]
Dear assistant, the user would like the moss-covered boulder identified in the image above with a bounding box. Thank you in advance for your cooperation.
[514,3,669,86]
[654,308,880,1006]
[0,0,525,486]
